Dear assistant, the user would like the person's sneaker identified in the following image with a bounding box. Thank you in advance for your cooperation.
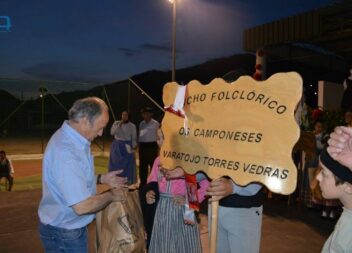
[321,210,328,218]
[329,211,335,219]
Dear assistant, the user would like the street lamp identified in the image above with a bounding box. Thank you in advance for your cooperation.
[169,0,177,82]
[39,86,47,153]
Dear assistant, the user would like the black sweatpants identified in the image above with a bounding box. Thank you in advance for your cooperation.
[138,142,158,186]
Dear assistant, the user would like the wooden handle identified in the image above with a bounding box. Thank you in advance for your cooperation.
[210,199,219,253]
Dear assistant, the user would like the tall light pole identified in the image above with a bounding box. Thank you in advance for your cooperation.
[39,86,47,153]
[169,0,177,82]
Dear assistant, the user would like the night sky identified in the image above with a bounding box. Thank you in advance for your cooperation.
[0,0,336,96]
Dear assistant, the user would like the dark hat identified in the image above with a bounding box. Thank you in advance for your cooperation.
[320,148,352,184]
[141,107,153,113]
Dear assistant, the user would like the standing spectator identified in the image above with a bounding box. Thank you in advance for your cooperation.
[294,90,309,131]
[292,91,309,203]
[0,150,14,191]
[138,107,159,186]
[344,108,352,127]
[38,97,127,253]
[109,110,137,184]
[303,120,327,208]
[341,68,352,112]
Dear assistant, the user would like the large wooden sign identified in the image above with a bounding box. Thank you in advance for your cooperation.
[160,72,302,194]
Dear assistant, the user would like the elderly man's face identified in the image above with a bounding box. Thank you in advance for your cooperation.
[83,110,109,141]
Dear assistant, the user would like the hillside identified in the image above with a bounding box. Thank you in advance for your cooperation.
[0,51,347,133]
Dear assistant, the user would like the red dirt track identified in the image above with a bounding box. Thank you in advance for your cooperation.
[12,160,42,178]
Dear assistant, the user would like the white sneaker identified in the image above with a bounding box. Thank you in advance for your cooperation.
[322,210,327,218]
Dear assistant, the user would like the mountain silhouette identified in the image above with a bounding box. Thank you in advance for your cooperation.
[0,52,347,134]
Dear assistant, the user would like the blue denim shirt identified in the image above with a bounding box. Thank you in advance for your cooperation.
[38,121,96,229]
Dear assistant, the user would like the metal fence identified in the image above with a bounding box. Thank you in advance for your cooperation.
[0,77,164,154]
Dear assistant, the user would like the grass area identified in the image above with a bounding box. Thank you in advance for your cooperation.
[13,174,42,191]
[11,156,109,191]
[94,156,109,174]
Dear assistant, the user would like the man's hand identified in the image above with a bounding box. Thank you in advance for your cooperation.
[161,166,185,180]
[101,170,127,189]
[110,188,127,202]
[146,190,156,204]
[327,126,352,170]
[206,177,233,201]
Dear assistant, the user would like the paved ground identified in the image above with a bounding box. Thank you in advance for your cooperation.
[0,150,336,252]
[0,189,336,253]
[260,198,335,253]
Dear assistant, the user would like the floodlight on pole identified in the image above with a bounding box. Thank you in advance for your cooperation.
[168,0,177,82]
[39,86,47,153]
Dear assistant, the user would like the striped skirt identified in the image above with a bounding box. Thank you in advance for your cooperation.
[148,195,202,253]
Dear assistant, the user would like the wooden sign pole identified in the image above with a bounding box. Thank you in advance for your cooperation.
[210,199,219,253]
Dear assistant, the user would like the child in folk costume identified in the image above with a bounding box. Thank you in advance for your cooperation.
[144,85,209,252]
[145,155,209,253]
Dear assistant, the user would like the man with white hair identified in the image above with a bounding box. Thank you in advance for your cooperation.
[38,97,127,252]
